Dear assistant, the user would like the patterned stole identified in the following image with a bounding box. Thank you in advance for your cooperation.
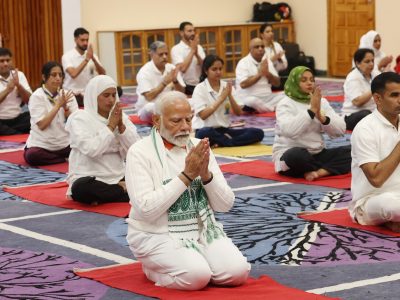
[42,85,58,105]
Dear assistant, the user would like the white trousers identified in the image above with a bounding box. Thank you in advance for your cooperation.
[127,229,250,290]
[242,92,284,113]
[355,192,400,225]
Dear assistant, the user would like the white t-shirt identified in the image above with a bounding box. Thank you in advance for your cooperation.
[0,71,31,119]
[263,41,288,72]
[349,110,400,220]
[62,48,103,95]
[135,60,185,110]
[171,41,205,86]
[272,95,346,172]
[342,67,380,115]
[235,54,278,101]
[26,87,79,151]
[192,79,234,129]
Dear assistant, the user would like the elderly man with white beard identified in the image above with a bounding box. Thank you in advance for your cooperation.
[125,91,250,290]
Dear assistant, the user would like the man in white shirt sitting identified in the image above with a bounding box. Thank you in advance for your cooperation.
[136,41,185,122]
[125,91,250,290]
[171,21,205,96]
[349,72,400,232]
[0,48,32,135]
[235,38,284,113]
[62,27,106,106]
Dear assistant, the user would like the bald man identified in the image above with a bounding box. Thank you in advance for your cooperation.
[125,91,249,290]
[235,38,284,112]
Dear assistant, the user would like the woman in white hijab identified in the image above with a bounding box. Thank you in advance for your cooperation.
[65,75,140,205]
[359,30,393,72]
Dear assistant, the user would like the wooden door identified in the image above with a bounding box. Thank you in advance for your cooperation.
[328,0,375,77]
[0,0,63,87]
[198,27,219,56]
[220,26,246,77]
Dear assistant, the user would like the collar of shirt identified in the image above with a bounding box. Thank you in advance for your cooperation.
[373,109,400,129]
[162,138,186,150]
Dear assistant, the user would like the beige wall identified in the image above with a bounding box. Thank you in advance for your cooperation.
[79,0,399,74]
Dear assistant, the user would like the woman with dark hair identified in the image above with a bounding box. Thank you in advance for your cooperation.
[192,54,264,147]
[259,23,287,72]
[342,48,380,130]
[273,66,351,181]
[24,61,78,166]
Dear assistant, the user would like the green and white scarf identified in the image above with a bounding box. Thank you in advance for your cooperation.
[284,66,312,104]
[151,127,225,250]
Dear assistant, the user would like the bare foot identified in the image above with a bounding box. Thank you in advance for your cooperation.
[304,171,319,181]
[118,181,127,192]
[384,221,400,232]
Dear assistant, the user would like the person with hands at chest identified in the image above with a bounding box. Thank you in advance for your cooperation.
[0,47,32,135]
[65,75,140,205]
[136,41,185,122]
[125,91,250,290]
[24,61,78,166]
[192,54,264,147]
[259,23,288,73]
[273,66,351,181]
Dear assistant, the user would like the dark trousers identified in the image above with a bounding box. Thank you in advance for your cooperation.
[0,111,30,135]
[279,146,351,178]
[344,110,371,131]
[71,176,130,204]
[24,146,70,166]
[184,85,196,96]
[195,126,264,147]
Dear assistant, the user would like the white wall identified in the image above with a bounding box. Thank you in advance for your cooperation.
[61,0,81,53]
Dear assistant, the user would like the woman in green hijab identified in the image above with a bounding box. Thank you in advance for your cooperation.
[272,66,351,181]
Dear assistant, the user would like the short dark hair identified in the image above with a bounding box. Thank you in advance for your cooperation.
[179,21,193,31]
[41,61,64,83]
[0,47,12,57]
[259,23,273,34]
[74,27,89,38]
[371,72,400,95]
[353,48,374,64]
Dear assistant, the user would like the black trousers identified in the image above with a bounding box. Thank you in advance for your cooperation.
[279,146,351,178]
[195,127,264,147]
[344,110,371,131]
[0,111,30,135]
[71,176,130,204]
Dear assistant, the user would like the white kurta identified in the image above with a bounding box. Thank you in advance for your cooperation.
[263,41,288,72]
[26,88,78,150]
[272,95,346,172]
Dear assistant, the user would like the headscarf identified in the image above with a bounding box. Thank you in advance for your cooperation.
[359,30,380,55]
[284,66,312,104]
[83,75,120,124]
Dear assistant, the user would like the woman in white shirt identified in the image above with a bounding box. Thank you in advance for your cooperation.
[260,23,288,73]
[65,75,140,205]
[192,55,264,147]
[342,48,380,130]
[24,61,78,166]
[272,66,351,181]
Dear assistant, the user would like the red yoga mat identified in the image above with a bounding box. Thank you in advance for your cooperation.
[128,114,152,125]
[75,262,338,300]
[324,95,344,102]
[220,160,351,189]
[0,133,29,143]
[3,182,130,217]
[256,111,276,118]
[0,150,68,173]
[299,208,400,237]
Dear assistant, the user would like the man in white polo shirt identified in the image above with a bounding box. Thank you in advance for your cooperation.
[171,21,205,96]
[62,27,106,106]
[136,41,185,122]
[349,72,400,232]
[0,48,32,135]
[235,38,284,113]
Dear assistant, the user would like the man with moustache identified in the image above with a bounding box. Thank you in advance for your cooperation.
[135,41,185,122]
[125,91,250,290]
[349,72,400,232]
[171,21,205,96]
[235,37,284,113]
[62,27,106,106]
[0,47,32,135]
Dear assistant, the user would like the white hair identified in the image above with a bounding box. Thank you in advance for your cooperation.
[154,91,188,115]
